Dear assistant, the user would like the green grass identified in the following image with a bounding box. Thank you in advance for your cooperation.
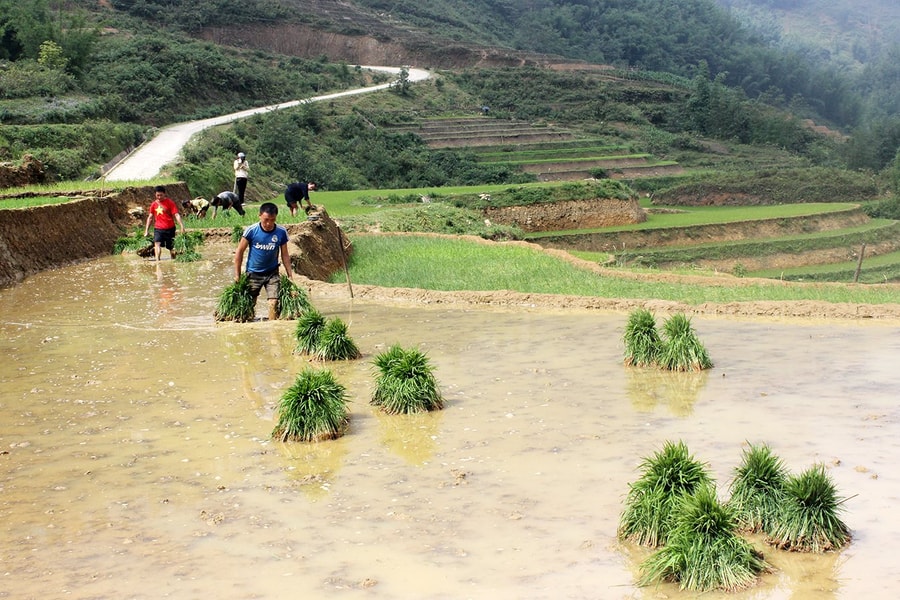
[337,234,900,305]
[751,249,900,283]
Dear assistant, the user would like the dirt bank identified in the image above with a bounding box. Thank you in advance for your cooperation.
[3,195,899,320]
[0,183,190,287]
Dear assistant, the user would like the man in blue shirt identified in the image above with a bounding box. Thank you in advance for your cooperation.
[233,202,294,321]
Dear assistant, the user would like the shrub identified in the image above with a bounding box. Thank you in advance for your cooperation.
[618,440,714,547]
[214,274,254,322]
[371,345,444,414]
[272,368,349,442]
[766,465,851,552]
[623,308,663,367]
[727,443,789,533]
[639,485,770,592]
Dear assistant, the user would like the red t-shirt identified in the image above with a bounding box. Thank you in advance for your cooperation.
[149,197,179,229]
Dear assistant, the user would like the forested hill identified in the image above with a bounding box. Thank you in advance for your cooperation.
[103,0,894,129]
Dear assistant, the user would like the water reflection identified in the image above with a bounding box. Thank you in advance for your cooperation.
[625,367,709,416]
[374,409,443,465]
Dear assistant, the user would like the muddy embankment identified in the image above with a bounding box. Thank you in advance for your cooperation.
[0,184,191,288]
[534,207,872,253]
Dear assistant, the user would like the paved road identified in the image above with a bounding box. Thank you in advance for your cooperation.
[105,66,430,182]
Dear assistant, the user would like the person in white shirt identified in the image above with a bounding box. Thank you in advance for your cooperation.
[233,151,249,205]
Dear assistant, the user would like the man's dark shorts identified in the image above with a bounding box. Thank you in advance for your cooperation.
[247,268,280,300]
[154,227,176,249]
[284,189,300,210]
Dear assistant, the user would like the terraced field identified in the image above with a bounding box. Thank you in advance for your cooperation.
[388,116,898,282]
[388,117,682,181]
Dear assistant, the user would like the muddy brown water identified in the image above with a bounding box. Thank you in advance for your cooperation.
[2,252,899,599]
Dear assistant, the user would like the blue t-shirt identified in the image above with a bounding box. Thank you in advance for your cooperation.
[242,222,289,274]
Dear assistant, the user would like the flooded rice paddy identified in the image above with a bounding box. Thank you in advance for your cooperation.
[1,252,899,599]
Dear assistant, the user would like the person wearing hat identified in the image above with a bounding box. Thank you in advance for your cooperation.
[233,151,249,205]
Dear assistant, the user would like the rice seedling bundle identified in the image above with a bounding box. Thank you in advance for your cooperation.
[618,440,714,547]
[112,230,152,254]
[231,225,244,243]
[277,275,312,320]
[294,309,326,354]
[639,485,770,592]
[766,464,851,552]
[727,443,789,533]
[658,313,713,371]
[173,231,203,262]
[315,317,361,361]
[272,368,349,442]
[214,274,254,322]
[623,308,663,367]
[371,345,444,414]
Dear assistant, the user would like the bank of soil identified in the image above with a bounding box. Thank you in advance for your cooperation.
[2,192,899,320]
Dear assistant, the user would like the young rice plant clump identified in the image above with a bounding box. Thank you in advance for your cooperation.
[294,308,326,354]
[371,344,444,414]
[639,485,770,592]
[315,317,361,361]
[727,443,789,533]
[272,367,350,442]
[173,231,204,262]
[658,313,713,371]
[277,275,312,319]
[766,464,851,552]
[618,440,714,548]
[623,308,663,367]
[214,274,254,322]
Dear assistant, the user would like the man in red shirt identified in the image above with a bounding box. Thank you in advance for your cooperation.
[143,185,185,261]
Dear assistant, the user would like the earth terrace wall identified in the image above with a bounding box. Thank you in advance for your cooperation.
[532,207,871,253]
[0,184,191,288]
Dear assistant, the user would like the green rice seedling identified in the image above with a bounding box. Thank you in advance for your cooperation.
[371,344,444,414]
[112,230,152,254]
[658,313,713,371]
[315,317,361,361]
[623,308,663,367]
[214,274,255,322]
[766,464,851,552]
[618,440,714,548]
[173,231,203,262]
[294,308,326,354]
[639,485,770,592]
[272,367,350,442]
[231,225,244,243]
[277,275,312,320]
[727,443,789,533]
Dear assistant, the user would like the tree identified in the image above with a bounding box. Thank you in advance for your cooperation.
[38,39,66,70]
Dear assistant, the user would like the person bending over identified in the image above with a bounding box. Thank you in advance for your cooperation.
[284,181,317,217]
[233,202,294,321]
[210,190,245,218]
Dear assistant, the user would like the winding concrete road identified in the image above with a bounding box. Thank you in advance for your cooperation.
[104,66,430,182]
